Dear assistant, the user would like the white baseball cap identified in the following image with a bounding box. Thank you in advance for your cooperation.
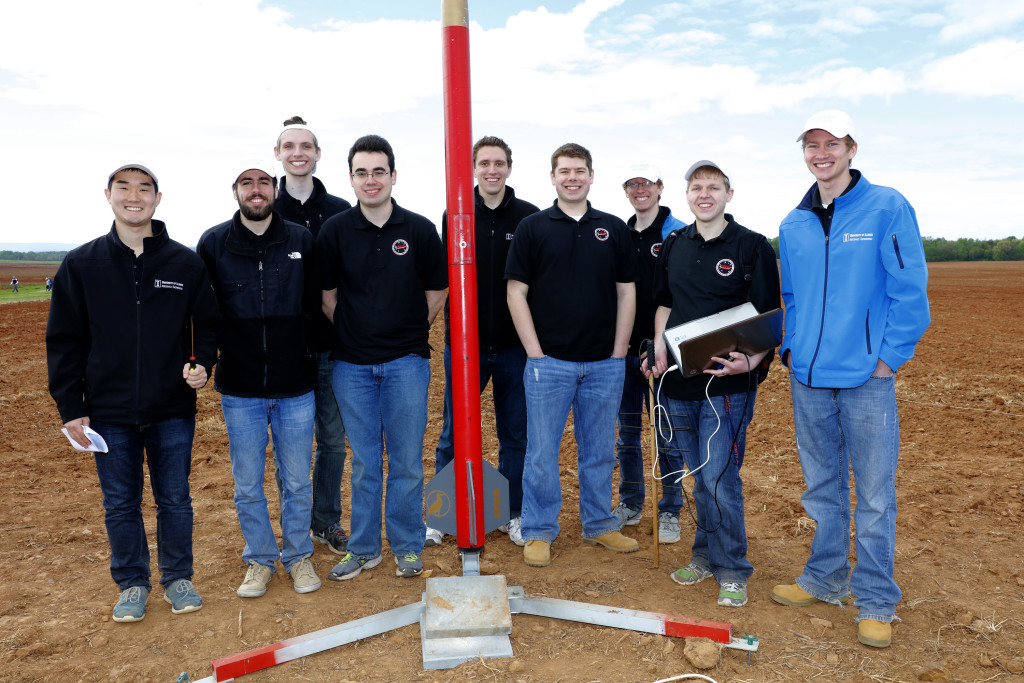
[234,160,277,185]
[108,162,158,191]
[623,162,661,184]
[797,110,856,142]
[684,160,730,184]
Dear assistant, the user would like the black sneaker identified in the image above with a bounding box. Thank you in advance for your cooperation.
[312,523,349,554]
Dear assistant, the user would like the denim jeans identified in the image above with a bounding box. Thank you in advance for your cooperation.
[660,389,756,583]
[273,352,347,533]
[617,354,683,514]
[520,356,624,542]
[789,373,901,622]
[435,344,527,515]
[221,392,315,572]
[90,418,196,591]
[333,355,430,558]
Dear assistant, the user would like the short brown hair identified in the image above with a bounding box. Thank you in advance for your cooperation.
[687,165,731,192]
[473,136,512,166]
[550,143,592,173]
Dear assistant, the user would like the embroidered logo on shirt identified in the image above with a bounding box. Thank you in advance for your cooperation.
[843,233,874,243]
[651,242,662,257]
[594,228,609,241]
[153,279,183,291]
[506,233,514,241]
[392,239,410,255]
[287,251,302,259]
[715,259,735,277]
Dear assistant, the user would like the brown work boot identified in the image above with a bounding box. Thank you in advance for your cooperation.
[582,530,639,553]
[858,619,892,648]
[523,540,551,567]
[771,583,851,606]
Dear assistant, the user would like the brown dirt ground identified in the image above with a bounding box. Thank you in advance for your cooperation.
[1,261,1022,683]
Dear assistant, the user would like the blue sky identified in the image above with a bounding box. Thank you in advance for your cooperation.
[1,0,1021,247]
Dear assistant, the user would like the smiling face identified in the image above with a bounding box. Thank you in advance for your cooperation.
[474,145,511,201]
[233,169,276,221]
[551,155,593,207]
[624,177,661,214]
[349,151,395,209]
[803,129,857,186]
[686,171,733,226]
[275,129,320,177]
[105,169,161,227]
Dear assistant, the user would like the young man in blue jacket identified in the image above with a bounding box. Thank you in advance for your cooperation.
[46,163,219,622]
[197,161,321,599]
[771,110,930,648]
[273,116,353,555]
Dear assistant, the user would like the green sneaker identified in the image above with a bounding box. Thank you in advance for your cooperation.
[671,563,713,586]
[327,553,382,581]
[718,581,748,607]
[394,553,423,578]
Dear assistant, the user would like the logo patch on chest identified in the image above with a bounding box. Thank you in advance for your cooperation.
[392,239,410,255]
[651,242,662,257]
[594,228,609,241]
[153,279,184,291]
[715,259,735,277]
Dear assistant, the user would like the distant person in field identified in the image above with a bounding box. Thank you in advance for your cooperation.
[45,276,53,291]
[197,160,322,599]
[771,110,930,649]
[272,116,353,557]
[46,163,219,623]
[428,135,539,548]
[10,276,18,292]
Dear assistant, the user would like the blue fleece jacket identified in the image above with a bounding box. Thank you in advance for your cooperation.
[779,172,930,388]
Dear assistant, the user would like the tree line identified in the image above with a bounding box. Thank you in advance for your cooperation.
[0,251,67,262]
[766,236,1024,262]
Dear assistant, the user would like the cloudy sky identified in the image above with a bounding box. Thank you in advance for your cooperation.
[1,0,1021,247]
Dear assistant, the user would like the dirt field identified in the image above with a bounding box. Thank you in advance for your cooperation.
[1,261,1022,683]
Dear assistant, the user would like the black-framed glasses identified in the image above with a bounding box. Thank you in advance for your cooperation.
[624,180,656,190]
[351,170,391,180]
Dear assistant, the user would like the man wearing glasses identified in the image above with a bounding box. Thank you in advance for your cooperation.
[317,135,447,581]
[613,164,687,544]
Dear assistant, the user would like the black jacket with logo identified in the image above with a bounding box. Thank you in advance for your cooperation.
[441,186,539,348]
[197,212,317,398]
[46,221,220,425]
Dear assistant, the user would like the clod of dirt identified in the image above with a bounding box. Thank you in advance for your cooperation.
[663,640,675,655]
[478,561,499,574]
[1006,659,1024,674]
[508,660,525,673]
[810,617,833,629]
[826,653,840,664]
[917,663,949,681]
[955,612,974,625]
[971,619,986,630]
[683,637,720,669]
[978,653,993,667]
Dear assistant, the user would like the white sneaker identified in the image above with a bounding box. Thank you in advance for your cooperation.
[507,516,525,547]
[237,561,273,598]
[658,512,681,544]
[425,526,444,547]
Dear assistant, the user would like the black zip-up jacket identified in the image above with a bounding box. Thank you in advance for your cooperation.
[46,221,220,425]
[441,185,539,348]
[196,211,317,398]
[276,177,352,354]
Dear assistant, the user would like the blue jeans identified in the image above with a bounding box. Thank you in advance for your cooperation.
[660,390,756,583]
[90,418,196,591]
[333,355,430,558]
[789,373,901,622]
[435,344,527,515]
[221,392,316,572]
[617,354,683,514]
[273,352,347,533]
[520,356,624,542]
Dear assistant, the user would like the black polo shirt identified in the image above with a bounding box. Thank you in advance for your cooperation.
[653,214,780,400]
[317,200,447,364]
[626,206,672,354]
[505,200,639,362]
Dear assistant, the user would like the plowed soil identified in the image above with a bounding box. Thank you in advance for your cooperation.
[1,261,1022,683]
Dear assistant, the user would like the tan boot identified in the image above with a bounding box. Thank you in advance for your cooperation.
[524,540,551,567]
[771,583,850,606]
[582,530,639,553]
[858,619,892,648]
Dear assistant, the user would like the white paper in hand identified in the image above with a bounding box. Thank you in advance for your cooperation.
[61,426,109,453]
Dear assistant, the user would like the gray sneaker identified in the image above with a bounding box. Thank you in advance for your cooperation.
[311,523,349,555]
[394,553,423,578]
[237,561,273,598]
[671,562,714,586]
[612,502,642,528]
[658,512,681,544]
[288,555,322,594]
[163,579,202,614]
[113,586,149,622]
[718,581,748,607]
[328,553,382,581]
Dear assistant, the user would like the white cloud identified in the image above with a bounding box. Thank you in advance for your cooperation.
[921,39,1024,100]
[749,22,784,38]
[939,0,1024,41]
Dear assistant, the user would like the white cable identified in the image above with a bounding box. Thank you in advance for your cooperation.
[652,674,721,683]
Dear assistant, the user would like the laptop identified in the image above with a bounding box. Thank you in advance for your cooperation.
[663,302,783,378]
